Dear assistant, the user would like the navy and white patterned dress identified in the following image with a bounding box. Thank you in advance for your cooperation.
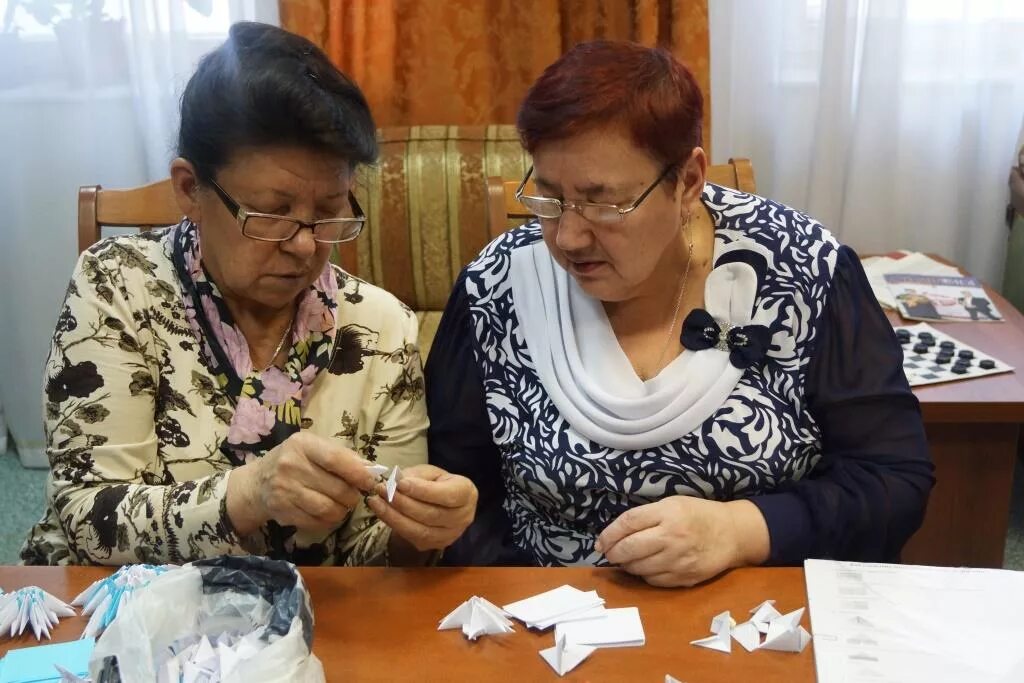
[427,183,933,567]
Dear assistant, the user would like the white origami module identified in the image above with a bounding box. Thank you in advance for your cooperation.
[0,586,76,640]
[690,610,733,653]
[758,607,812,653]
[438,596,515,640]
[539,633,596,676]
[730,620,761,652]
[692,601,812,655]
[749,599,782,635]
[385,465,402,503]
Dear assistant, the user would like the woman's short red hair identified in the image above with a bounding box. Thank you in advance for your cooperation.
[517,41,703,176]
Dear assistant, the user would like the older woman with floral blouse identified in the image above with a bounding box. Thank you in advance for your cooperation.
[22,22,477,566]
[426,41,933,587]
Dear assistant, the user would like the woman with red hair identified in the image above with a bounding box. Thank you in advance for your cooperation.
[426,41,933,586]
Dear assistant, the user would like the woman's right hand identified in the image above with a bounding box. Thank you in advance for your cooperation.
[226,432,377,536]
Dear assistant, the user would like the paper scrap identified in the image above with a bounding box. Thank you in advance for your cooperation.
[539,633,595,676]
[438,596,515,640]
[554,607,645,648]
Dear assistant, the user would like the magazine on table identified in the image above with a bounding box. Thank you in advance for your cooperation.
[884,274,1002,322]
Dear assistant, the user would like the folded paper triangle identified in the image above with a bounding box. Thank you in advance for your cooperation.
[539,633,596,676]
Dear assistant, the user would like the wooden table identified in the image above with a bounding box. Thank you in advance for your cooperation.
[0,566,814,682]
[889,283,1024,568]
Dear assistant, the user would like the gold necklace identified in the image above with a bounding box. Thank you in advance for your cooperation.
[257,317,294,373]
[636,213,695,381]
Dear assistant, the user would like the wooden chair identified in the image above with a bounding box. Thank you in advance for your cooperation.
[486,158,757,238]
[77,179,181,254]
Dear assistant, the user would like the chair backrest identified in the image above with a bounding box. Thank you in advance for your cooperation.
[339,124,530,312]
[77,179,182,254]
[486,158,757,237]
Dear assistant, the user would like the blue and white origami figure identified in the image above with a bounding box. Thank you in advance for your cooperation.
[71,564,174,639]
[0,586,77,640]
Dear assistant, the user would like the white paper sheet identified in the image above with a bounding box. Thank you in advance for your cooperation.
[530,604,606,631]
[553,607,645,648]
[806,559,1024,683]
[502,586,604,629]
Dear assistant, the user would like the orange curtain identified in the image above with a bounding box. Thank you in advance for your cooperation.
[279,0,711,150]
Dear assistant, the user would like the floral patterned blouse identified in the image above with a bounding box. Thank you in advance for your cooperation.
[21,225,428,566]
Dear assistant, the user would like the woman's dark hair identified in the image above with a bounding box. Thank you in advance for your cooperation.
[177,22,377,181]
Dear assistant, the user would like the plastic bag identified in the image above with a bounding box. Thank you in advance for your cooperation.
[88,555,324,683]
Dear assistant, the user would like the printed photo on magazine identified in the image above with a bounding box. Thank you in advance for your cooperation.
[884,274,1002,322]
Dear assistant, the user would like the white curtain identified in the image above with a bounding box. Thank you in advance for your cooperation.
[710,0,1024,287]
[0,0,279,467]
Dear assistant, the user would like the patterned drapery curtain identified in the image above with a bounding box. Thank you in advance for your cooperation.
[279,0,711,151]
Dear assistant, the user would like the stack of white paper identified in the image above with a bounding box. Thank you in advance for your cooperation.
[438,596,515,640]
[861,252,962,309]
[501,585,606,630]
[690,601,810,655]
[553,607,646,648]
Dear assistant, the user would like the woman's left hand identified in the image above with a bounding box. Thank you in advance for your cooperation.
[366,464,478,552]
[596,496,770,588]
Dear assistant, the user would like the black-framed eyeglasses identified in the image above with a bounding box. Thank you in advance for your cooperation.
[207,178,367,244]
[514,164,675,224]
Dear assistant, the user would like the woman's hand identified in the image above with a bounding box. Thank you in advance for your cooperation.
[595,497,770,588]
[227,431,376,536]
[366,464,478,553]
